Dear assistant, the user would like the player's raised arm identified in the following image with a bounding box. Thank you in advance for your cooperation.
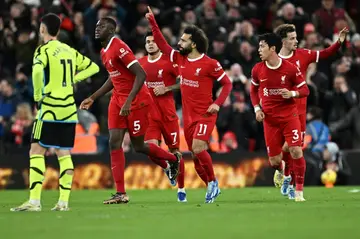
[308,27,348,63]
[145,7,175,60]
[73,50,100,83]
[32,45,48,103]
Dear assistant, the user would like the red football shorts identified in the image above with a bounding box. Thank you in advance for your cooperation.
[108,98,149,137]
[145,117,180,149]
[184,115,217,151]
[264,117,302,157]
[299,113,306,146]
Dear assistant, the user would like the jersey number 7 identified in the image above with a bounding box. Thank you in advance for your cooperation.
[60,59,74,87]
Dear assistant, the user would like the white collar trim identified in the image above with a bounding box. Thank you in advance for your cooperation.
[265,58,282,70]
[147,53,162,63]
[278,51,294,59]
[188,53,204,62]
[104,36,116,52]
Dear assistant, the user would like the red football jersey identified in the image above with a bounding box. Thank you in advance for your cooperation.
[169,50,226,122]
[100,37,151,109]
[279,48,319,115]
[251,58,306,123]
[139,53,179,122]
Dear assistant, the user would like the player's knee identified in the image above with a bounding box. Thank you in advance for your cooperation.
[145,139,159,146]
[282,143,289,152]
[289,146,303,159]
[29,143,46,156]
[192,140,207,154]
[133,142,146,153]
[269,154,282,166]
[55,149,71,158]
[109,136,122,150]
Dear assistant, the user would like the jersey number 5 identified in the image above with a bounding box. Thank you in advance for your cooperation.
[60,59,74,87]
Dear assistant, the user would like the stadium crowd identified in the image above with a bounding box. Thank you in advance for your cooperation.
[1,0,360,161]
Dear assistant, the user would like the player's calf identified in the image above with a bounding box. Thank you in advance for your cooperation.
[281,142,293,195]
[289,146,306,201]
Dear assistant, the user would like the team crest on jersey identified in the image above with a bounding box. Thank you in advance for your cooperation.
[281,75,286,84]
[120,48,125,53]
[158,69,163,78]
[296,60,300,68]
[195,68,202,76]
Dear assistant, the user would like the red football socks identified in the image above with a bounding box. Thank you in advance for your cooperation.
[283,151,291,177]
[178,158,185,188]
[195,150,216,182]
[148,156,168,169]
[294,156,306,191]
[147,143,176,162]
[111,148,125,193]
[194,157,208,185]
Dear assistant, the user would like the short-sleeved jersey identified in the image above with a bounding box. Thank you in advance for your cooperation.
[100,37,151,109]
[167,50,226,122]
[138,53,179,122]
[279,48,319,114]
[33,40,96,123]
[251,58,306,123]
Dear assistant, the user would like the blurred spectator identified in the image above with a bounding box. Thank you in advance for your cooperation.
[3,102,33,146]
[330,102,360,149]
[304,107,330,154]
[219,131,238,153]
[0,79,22,135]
[320,142,351,185]
[312,0,356,39]
[324,74,357,148]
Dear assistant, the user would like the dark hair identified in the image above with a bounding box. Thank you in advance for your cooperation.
[183,25,209,54]
[102,17,117,30]
[274,24,296,39]
[308,106,323,120]
[41,13,61,36]
[144,31,153,41]
[258,33,283,54]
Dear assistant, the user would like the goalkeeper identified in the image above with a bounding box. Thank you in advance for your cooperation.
[11,13,99,212]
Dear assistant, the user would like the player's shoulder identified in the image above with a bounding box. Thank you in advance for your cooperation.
[282,59,297,69]
[107,37,127,50]
[252,62,264,72]
[296,48,313,56]
[138,55,147,64]
[203,54,217,64]
[281,59,299,75]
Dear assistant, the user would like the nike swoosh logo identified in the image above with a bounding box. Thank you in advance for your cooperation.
[292,140,298,143]
[133,131,140,135]
[180,66,185,68]
[260,79,268,82]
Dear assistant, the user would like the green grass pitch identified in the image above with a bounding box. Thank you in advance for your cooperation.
[1,187,360,239]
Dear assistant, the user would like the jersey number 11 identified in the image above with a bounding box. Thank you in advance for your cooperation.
[60,59,74,87]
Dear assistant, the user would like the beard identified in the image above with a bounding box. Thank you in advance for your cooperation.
[179,45,192,55]
[148,49,160,56]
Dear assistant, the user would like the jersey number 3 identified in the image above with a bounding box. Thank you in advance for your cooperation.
[60,59,74,87]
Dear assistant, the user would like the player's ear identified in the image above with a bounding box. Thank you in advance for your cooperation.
[191,41,196,49]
